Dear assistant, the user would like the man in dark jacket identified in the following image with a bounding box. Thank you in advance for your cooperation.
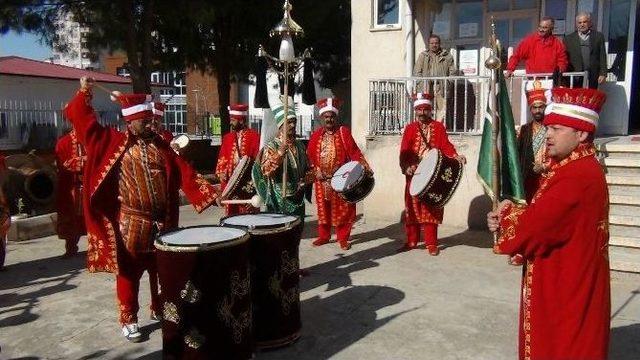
[563,12,607,89]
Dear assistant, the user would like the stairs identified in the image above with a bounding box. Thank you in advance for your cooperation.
[596,139,640,273]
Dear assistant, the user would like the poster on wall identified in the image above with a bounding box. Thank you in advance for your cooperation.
[459,23,478,38]
[459,49,479,76]
[433,21,450,39]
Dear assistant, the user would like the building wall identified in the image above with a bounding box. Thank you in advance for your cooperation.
[184,68,239,135]
[100,51,129,75]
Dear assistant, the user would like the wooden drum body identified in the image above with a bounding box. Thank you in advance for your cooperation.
[330,161,374,203]
[155,226,253,359]
[221,155,256,201]
[220,213,303,349]
[409,148,463,208]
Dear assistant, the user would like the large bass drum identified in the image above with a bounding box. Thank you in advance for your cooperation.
[221,155,256,201]
[330,161,374,203]
[409,148,463,208]
[155,226,253,359]
[220,213,303,349]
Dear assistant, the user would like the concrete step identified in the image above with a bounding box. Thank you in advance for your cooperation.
[610,204,640,218]
[608,184,640,196]
[7,213,57,242]
[610,224,640,238]
[604,166,640,176]
[595,141,640,153]
[609,214,640,227]
[610,236,640,248]
[606,174,640,186]
[609,194,640,206]
[603,157,640,168]
[609,246,640,273]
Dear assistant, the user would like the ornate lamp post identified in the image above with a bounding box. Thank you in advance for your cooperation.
[257,0,313,198]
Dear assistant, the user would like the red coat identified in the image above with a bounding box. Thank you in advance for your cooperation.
[307,126,366,226]
[506,33,569,73]
[63,89,218,274]
[55,130,87,240]
[495,144,610,360]
[399,120,457,224]
[215,128,260,215]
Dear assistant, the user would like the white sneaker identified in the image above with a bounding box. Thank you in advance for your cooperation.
[122,323,142,342]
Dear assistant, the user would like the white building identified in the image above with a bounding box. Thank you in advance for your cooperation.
[49,13,99,70]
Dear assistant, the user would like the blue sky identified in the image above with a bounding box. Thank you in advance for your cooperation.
[0,30,52,60]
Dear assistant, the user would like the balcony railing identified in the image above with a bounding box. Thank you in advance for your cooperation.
[368,72,588,136]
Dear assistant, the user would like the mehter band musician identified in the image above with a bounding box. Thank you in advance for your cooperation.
[488,87,610,360]
[399,93,466,255]
[252,100,309,222]
[216,104,260,216]
[307,97,371,250]
[63,77,220,342]
[55,128,87,258]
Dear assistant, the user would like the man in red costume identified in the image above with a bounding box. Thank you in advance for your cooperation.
[307,98,372,251]
[505,17,568,77]
[518,82,549,203]
[487,87,610,360]
[216,104,260,216]
[0,152,10,271]
[399,93,466,255]
[64,77,219,342]
[55,129,87,258]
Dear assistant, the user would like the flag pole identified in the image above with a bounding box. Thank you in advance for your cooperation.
[485,17,502,243]
[281,62,289,198]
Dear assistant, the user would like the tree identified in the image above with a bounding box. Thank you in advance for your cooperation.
[1,0,352,133]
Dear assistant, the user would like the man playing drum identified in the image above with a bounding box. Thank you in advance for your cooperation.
[487,87,610,360]
[216,104,260,216]
[518,81,549,203]
[399,93,466,255]
[55,128,86,258]
[307,97,372,250]
[253,100,309,221]
[63,77,220,342]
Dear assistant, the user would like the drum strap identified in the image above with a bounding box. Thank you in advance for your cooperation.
[234,131,242,160]
[338,126,350,161]
[417,123,431,153]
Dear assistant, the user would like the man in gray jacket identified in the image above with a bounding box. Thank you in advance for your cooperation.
[563,12,607,89]
[414,34,457,121]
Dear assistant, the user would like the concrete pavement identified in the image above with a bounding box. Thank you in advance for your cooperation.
[1,205,639,359]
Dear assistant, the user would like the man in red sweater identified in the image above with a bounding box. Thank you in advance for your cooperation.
[505,17,568,77]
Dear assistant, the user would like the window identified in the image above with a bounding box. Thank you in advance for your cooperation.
[164,104,187,134]
[373,0,400,29]
[432,1,452,40]
[606,0,630,81]
[456,1,483,39]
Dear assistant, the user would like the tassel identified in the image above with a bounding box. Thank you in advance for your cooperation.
[302,58,316,105]
[254,57,270,108]
[278,73,295,98]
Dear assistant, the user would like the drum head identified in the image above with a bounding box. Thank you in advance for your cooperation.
[409,149,439,197]
[221,155,251,199]
[172,134,190,149]
[221,213,299,230]
[157,225,247,248]
[331,161,363,192]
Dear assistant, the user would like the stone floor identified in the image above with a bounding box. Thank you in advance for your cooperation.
[0,205,638,359]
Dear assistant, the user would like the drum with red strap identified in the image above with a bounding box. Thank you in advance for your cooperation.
[330,161,375,203]
[221,155,256,201]
[409,148,463,207]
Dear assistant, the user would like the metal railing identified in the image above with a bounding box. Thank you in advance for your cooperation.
[368,71,588,136]
[0,99,121,150]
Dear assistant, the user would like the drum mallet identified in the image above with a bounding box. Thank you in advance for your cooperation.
[221,195,263,208]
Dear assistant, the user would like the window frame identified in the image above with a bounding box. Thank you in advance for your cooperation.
[371,0,402,31]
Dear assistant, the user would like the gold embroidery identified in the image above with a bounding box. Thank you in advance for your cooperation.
[180,281,202,304]
[184,328,205,349]
[163,302,180,324]
[217,269,252,344]
[268,251,299,315]
[427,192,443,203]
[441,167,453,183]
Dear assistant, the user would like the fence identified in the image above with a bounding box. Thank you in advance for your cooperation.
[368,71,588,136]
[0,100,121,150]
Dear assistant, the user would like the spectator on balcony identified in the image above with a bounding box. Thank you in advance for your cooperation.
[505,17,568,77]
[414,34,457,121]
[564,12,607,89]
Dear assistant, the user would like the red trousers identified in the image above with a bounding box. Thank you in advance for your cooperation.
[318,223,353,243]
[116,251,160,325]
[404,223,438,247]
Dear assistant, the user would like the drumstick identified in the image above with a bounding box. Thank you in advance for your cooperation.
[221,195,263,208]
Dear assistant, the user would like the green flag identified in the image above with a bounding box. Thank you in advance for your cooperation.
[477,71,526,204]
